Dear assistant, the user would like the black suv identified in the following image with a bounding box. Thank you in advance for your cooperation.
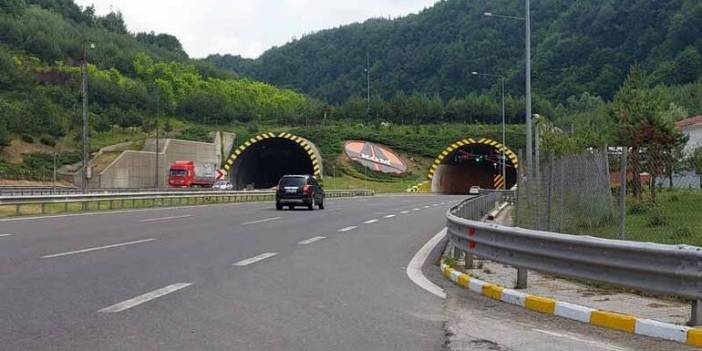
[275,175,325,210]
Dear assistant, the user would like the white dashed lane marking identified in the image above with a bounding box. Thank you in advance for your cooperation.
[363,219,379,224]
[297,236,326,245]
[41,238,156,259]
[383,214,396,218]
[400,210,410,214]
[242,217,280,225]
[0,234,14,237]
[338,226,358,232]
[139,215,193,223]
[98,283,192,313]
[233,252,278,266]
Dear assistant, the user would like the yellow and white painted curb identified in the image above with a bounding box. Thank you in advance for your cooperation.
[440,261,701,347]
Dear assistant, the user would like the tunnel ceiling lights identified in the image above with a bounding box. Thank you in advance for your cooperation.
[223,132,322,179]
[427,138,519,180]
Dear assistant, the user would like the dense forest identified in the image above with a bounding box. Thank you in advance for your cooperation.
[205,0,702,112]
[0,0,319,150]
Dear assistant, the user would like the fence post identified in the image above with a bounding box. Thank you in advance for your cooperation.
[619,147,628,240]
[690,300,702,327]
[546,153,554,231]
[516,268,528,289]
[559,158,565,233]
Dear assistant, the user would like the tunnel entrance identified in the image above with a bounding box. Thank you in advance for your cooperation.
[429,138,518,194]
[224,133,321,190]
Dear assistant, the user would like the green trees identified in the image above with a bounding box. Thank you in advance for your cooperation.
[691,147,702,189]
[205,0,702,106]
[612,66,685,200]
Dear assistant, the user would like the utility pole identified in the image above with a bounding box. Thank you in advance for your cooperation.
[471,71,507,189]
[501,77,507,189]
[80,41,92,193]
[525,0,533,177]
[154,91,160,188]
[365,51,370,124]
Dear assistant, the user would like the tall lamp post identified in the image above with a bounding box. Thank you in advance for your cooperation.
[472,72,507,189]
[484,2,532,175]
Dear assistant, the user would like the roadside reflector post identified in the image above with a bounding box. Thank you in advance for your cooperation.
[690,300,702,326]
[516,268,528,289]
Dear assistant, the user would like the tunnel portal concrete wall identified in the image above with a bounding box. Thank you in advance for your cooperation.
[90,137,223,188]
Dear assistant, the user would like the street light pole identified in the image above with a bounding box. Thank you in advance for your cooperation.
[472,71,507,189]
[484,3,532,174]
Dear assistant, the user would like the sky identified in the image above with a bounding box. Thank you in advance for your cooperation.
[74,0,439,59]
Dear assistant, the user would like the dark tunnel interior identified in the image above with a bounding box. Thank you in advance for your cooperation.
[230,138,314,189]
[432,144,517,194]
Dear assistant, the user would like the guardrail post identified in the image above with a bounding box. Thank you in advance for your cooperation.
[64,202,68,213]
[41,202,46,214]
[464,253,474,269]
[516,268,528,289]
[690,300,702,326]
[16,204,20,216]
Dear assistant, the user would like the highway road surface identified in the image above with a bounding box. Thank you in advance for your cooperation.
[0,195,692,350]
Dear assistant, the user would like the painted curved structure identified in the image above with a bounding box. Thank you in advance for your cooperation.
[222,132,322,189]
[428,138,518,194]
[344,140,407,175]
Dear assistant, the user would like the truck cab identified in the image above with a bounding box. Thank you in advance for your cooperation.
[168,160,217,188]
[168,161,194,187]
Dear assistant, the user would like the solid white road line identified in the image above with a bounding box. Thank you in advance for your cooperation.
[41,238,156,259]
[383,214,396,218]
[0,233,14,237]
[363,219,379,224]
[400,210,411,214]
[233,252,278,266]
[531,329,626,351]
[242,217,281,225]
[297,236,326,245]
[98,283,192,313]
[406,229,447,299]
[338,226,358,232]
[139,214,192,223]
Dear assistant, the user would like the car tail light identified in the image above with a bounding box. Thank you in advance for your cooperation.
[303,185,310,194]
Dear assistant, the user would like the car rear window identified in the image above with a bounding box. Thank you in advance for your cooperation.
[279,176,306,186]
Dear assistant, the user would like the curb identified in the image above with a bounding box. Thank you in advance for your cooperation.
[440,261,701,347]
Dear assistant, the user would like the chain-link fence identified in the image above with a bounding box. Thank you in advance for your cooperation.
[516,147,702,246]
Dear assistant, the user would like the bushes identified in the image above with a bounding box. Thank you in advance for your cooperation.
[175,126,211,142]
[20,133,34,143]
[40,136,56,147]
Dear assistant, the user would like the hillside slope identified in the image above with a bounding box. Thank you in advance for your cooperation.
[205,0,702,104]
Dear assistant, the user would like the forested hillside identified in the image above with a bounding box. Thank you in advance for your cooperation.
[205,0,702,107]
[0,0,320,150]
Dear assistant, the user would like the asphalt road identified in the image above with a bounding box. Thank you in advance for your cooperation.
[0,195,692,350]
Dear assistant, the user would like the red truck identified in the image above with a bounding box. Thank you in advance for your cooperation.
[168,161,217,188]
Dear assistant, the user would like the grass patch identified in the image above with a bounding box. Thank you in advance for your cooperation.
[578,191,702,246]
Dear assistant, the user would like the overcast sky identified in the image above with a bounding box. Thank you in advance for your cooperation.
[74,0,438,59]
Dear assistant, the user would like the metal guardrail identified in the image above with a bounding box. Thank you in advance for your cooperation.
[446,193,702,325]
[0,186,279,196]
[0,189,374,217]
